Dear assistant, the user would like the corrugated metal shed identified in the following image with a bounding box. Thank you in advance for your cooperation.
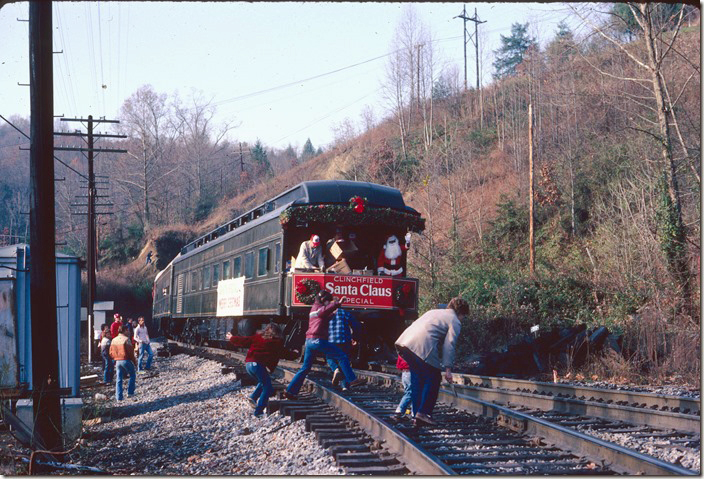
[0,244,81,397]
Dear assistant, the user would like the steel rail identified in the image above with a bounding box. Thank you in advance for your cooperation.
[449,383,701,433]
[359,367,700,433]
[171,342,697,474]
[453,374,700,415]
[274,367,454,475]
[438,385,698,476]
[172,342,452,475]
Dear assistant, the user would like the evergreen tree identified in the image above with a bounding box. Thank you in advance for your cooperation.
[251,140,272,178]
[546,21,577,65]
[611,3,685,40]
[284,144,298,168]
[315,147,323,156]
[301,138,315,161]
[492,22,536,79]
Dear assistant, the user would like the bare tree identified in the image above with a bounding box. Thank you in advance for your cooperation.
[116,85,176,232]
[172,89,236,221]
[570,3,695,314]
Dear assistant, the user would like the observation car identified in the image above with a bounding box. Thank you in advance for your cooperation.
[152,180,425,363]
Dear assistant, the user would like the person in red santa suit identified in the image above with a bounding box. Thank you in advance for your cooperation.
[377,233,411,277]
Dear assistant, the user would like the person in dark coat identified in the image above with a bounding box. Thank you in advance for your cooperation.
[227,323,299,417]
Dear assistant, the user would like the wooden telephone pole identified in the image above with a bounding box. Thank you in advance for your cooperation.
[28,0,62,452]
[58,117,125,362]
[454,5,486,126]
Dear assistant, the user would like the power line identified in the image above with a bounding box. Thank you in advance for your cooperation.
[0,114,89,180]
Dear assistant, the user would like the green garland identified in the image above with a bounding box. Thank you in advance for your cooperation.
[280,204,425,232]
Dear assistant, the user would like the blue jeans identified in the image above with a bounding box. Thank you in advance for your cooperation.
[287,338,356,396]
[245,362,272,416]
[138,343,154,371]
[102,351,114,383]
[396,370,413,414]
[326,342,351,388]
[397,347,441,416]
[115,360,136,400]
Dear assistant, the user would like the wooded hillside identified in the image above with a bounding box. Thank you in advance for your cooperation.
[0,4,699,381]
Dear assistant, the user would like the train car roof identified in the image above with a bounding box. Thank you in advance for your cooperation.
[295,180,409,210]
[174,180,419,261]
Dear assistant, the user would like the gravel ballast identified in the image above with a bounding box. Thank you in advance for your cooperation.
[75,351,343,475]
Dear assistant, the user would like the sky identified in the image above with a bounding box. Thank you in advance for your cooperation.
[0,2,579,152]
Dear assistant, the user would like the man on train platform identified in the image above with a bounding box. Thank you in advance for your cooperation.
[133,316,154,373]
[327,307,364,390]
[294,234,325,271]
[109,325,137,401]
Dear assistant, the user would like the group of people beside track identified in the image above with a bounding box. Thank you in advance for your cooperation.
[99,314,155,401]
[226,290,468,426]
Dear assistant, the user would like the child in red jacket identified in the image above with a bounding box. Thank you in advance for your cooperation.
[394,354,413,418]
[226,323,299,417]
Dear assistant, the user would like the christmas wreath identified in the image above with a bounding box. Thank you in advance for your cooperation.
[349,196,367,213]
[394,283,415,309]
[295,279,321,305]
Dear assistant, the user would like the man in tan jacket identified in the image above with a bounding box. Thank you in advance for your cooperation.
[109,325,137,400]
[395,297,469,426]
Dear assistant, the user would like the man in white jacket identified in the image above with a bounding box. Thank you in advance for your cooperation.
[133,316,153,372]
[294,234,324,271]
[395,297,469,425]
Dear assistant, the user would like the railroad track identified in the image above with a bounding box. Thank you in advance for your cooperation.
[171,341,697,475]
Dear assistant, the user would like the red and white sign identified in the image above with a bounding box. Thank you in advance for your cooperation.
[217,277,245,316]
[292,273,416,309]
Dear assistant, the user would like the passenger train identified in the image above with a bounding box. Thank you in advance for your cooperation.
[152,180,425,363]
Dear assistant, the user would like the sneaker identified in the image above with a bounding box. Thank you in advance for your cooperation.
[393,410,404,419]
[348,377,366,388]
[248,397,257,407]
[283,391,298,400]
[331,368,342,387]
[137,370,147,375]
[414,412,437,426]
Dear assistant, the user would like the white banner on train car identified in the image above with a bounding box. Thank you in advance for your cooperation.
[216,277,245,317]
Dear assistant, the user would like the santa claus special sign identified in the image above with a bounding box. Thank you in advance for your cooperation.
[291,273,417,310]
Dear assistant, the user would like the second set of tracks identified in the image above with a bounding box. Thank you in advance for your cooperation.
[172,341,699,475]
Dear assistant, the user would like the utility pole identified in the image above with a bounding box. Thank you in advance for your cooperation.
[28,0,62,453]
[529,103,535,276]
[238,142,246,196]
[58,117,125,363]
[454,5,486,126]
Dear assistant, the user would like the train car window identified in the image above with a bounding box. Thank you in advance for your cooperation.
[258,247,269,277]
[233,256,242,277]
[213,263,220,286]
[204,265,211,289]
[274,242,281,273]
[191,271,197,292]
[245,252,254,279]
[223,260,231,279]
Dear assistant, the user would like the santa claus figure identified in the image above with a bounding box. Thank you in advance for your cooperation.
[377,233,411,277]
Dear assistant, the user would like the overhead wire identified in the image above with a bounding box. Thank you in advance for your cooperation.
[55,4,79,115]
[85,3,99,112]
[0,114,89,181]
[97,2,106,113]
